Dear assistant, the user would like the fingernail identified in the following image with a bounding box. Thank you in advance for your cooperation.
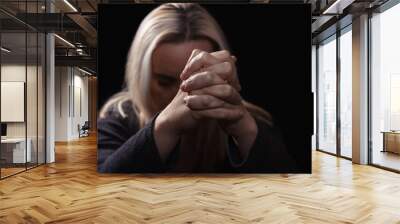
[183,80,189,90]
[181,68,187,78]
[183,79,193,90]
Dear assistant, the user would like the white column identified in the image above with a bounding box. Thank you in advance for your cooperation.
[352,14,369,164]
[46,0,55,163]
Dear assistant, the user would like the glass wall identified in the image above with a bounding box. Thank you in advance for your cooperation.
[1,32,28,177]
[339,27,352,158]
[316,24,353,159]
[370,2,400,171]
[0,1,46,179]
[317,35,337,154]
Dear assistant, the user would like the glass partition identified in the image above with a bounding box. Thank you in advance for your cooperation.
[317,35,337,154]
[1,31,28,177]
[27,31,38,169]
[339,27,352,158]
[0,1,46,179]
[370,3,400,171]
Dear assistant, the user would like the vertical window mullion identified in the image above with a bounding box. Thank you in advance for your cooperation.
[316,44,320,150]
[36,0,39,167]
[337,30,341,157]
[25,0,28,171]
[367,11,373,165]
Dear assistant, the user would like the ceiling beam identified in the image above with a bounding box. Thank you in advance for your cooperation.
[67,13,97,46]
[55,55,96,71]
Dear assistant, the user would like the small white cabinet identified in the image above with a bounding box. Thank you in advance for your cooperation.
[1,138,32,163]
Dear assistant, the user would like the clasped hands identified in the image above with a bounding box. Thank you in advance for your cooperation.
[155,49,258,162]
[179,49,248,137]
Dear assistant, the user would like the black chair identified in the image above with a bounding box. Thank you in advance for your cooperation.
[78,121,90,138]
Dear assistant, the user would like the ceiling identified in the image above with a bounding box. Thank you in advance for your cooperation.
[0,0,393,74]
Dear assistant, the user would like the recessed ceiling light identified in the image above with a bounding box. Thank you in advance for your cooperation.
[1,47,11,53]
[322,0,354,15]
[54,34,75,48]
[77,67,92,76]
[63,0,78,12]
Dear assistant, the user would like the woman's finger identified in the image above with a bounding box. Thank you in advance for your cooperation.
[209,51,241,91]
[204,61,233,81]
[183,94,226,111]
[191,106,244,121]
[210,50,231,61]
[181,49,241,91]
[183,48,201,70]
[183,49,232,77]
[189,84,242,105]
[210,50,237,65]
[231,55,237,62]
[180,50,220,80]
[182,61,241,92]
[180,71,227,92]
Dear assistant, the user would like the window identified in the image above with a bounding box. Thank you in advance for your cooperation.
[317,35,337,154]
[339,28,352,158]
[370,2,400,171]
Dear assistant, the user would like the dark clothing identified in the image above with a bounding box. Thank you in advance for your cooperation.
[97,101,296,173]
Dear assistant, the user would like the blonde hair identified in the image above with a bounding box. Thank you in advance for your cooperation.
[100,3,273,127]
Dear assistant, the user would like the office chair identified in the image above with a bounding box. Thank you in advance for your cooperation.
[79,121,90,138]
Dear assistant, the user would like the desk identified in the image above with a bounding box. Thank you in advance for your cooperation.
[1,138,31,163]
[381,131,400,154]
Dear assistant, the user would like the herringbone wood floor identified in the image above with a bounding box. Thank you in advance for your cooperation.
[1,135,400,224]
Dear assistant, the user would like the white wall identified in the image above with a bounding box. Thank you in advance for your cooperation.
[55,67,89,141]
[1,65,38,137]
[55,67,69,141]
[1,66,26,139]
[72,72,89,138]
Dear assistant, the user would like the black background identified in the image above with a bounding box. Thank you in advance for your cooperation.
[98,3,312,173]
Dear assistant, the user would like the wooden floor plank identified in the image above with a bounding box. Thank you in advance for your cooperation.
[0,134,400,223]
